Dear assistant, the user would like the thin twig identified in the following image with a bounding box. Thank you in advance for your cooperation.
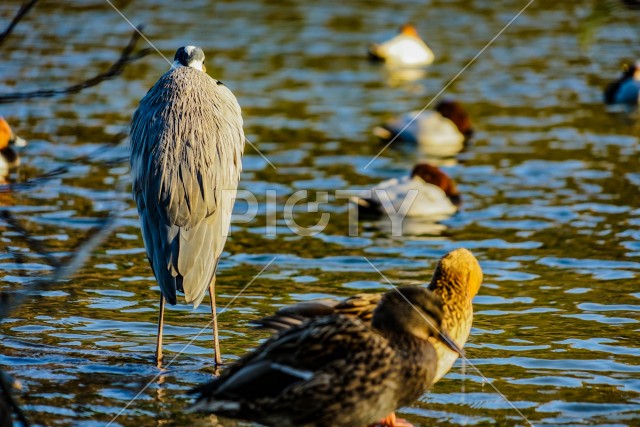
[0,166,68,193]
[0,0,39,46]
[0,210,118,426]
[0,211,61,268]
[0,129,129,193]
[0,211,118,317]
[0,26,153,103]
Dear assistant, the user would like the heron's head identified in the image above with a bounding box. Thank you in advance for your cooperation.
[172,46,207,73]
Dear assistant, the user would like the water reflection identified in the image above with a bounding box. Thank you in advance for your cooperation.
[0,0,639,426]
[383,65,428,87]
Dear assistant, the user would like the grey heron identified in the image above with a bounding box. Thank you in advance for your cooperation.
[130,46,244,365]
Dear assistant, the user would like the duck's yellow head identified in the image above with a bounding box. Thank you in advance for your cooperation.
[431,248,483,299]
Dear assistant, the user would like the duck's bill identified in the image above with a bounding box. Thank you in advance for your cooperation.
[11,135,27,147]
[438,330,465,357]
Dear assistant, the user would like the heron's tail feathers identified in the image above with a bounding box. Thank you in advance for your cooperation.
[183,274,214,309]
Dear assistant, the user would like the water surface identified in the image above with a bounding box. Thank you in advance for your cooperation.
[0,0,639,426]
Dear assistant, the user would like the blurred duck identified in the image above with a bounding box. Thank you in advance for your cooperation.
[256,248,483,388]
[189,286,463,427]
[604,60,640,105]
[369,24,435,67]
[0,370,24,427]
[351,163,461,218]
[374,100,473,156]
[0,118,27,184]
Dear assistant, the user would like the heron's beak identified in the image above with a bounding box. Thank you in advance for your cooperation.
[202,64,207,73]
[11,134,27,148]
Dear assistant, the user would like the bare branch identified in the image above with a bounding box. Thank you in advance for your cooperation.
[0,209,117,426]
[0,0,39,47]
[0,166,68,193]
[0,211,61,268]
[0,128,128,194]
[0,211,118,317]
[0,26,153,104]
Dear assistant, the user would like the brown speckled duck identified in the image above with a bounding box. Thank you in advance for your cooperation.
[189,286,463,427]
[258,248,483,385]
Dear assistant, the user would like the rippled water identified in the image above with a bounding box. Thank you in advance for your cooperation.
[1,0,639,426]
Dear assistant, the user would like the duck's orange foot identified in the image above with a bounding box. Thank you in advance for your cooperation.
[371,412,414,427]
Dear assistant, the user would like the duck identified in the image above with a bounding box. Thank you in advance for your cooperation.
[369,24,435,67]
[373,99,473,157]
[351,163,461,219]
[0,370,24,427]
[0,118,27,184]
[189,286,464,427]
[604,60,640,105]
[373,99,473,156]
[256,248,483,386]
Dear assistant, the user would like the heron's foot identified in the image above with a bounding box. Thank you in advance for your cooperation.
[371,412,414,427]
[214,351,224,366]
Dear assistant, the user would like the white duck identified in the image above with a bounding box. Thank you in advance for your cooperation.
[373,100,473,157]
[352,163,461,218]
[369,24,435,67]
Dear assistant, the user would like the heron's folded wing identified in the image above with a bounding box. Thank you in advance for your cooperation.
[130,68,244,306]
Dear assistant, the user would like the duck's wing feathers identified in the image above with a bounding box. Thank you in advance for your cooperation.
[375,113,421,144]
[333,293,382,322]
[252,293,382,332]
[190,315,395,425]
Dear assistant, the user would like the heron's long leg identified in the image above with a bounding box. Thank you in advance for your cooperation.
[209,281,222,365]
[156,295,165,367]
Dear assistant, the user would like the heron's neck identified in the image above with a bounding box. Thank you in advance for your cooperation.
[170,61,203,72]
